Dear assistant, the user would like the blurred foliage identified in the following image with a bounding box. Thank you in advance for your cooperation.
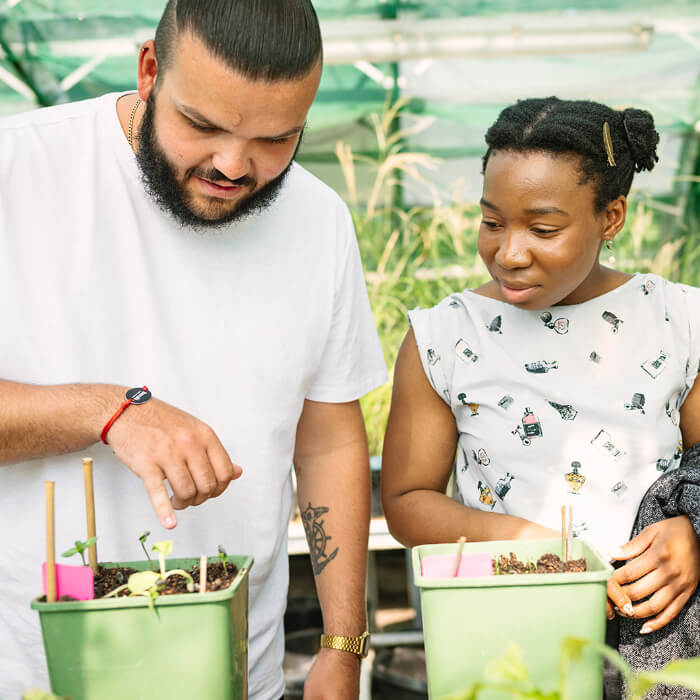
[444,636,700,699]
[340,100,699,457]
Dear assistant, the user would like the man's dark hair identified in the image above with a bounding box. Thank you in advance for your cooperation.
[154,0,323,81]
[482,97,660,212]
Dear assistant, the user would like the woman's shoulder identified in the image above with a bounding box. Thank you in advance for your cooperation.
[650,274,700,305]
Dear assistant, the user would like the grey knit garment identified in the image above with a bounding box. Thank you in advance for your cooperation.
[615,441,700,699]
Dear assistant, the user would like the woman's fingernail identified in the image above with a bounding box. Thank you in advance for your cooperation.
[611,547,625,559]
[163,515,176,528]
[623,603,634,616]
[640,625,653,634]
[607,611,615,620]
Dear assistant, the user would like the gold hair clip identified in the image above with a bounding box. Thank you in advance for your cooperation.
[603,121,616,167]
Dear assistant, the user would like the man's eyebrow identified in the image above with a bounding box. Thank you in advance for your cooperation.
[262,125,306,140]
[179,104,305,139]
[179,104,227,130]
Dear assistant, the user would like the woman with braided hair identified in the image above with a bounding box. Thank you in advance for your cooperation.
[382,97,700,684]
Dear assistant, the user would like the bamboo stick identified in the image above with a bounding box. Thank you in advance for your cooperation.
[82,458,98,572]
[561,505,567,562]
[452,536,467,577]
[200,555,207,594]
[45,481,57,603]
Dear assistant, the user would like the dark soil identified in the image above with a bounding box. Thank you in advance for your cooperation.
[493,552,587,575]
[41,560,239,602]
[94,565,138,597]
[167,561,238,595]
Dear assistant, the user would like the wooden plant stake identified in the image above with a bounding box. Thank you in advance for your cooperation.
[199,555,207,594]
[82,457,98,572]
[567,505,573,562]
[452,536,467,577]
[561,505,568,562]
[45,481,57,603]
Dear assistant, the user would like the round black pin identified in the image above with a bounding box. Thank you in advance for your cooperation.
[126,387,152,404]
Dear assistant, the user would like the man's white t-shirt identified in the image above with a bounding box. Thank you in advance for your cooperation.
[0,93,387,700]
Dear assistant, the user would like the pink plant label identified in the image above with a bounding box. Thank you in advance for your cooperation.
[421,552,493,579]
[42,562,95,600]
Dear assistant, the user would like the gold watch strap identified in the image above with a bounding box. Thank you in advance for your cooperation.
[320,631,370,658]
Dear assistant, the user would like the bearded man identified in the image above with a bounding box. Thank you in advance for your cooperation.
[0,1,386,698]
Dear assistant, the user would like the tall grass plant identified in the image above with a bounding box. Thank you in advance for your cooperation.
[339,102,698,456]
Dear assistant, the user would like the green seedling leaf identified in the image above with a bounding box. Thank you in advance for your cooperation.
[138,530,155,570]
[165,568,194,584]
[152,540,173,556]
[103,583,129,598]
[60,536,99,566]
[147,586,160,610]
[126,570,161,596]
[152,540,173,576]
[217,544,228,566]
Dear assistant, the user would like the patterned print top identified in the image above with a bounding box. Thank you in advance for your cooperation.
[408,273,700,557]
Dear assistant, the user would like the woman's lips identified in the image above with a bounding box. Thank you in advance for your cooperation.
[499,281,539,304]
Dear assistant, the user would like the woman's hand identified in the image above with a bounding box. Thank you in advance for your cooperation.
[606,516,700,632]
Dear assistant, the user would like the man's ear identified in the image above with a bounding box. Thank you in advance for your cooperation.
[602,195,627,246]
[137,40,159,101]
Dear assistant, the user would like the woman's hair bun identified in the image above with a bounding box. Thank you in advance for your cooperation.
[621,108,659,173]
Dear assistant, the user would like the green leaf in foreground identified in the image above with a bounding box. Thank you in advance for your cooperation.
[440,637,700,700]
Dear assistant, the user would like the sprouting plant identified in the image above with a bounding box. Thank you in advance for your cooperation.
[152,540,172,577]
[104,542,194,610]
[138,531,155,571]
[217,544,228,568]
[60,536,98,567]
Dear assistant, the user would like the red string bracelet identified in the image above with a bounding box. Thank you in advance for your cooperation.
[101,386,151,445]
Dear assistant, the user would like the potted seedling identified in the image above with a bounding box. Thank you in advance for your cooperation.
[32,457,254,700]
[61,536,98,568]
[412,507,612,700]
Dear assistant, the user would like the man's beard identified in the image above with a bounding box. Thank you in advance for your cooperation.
[135,96,299,230]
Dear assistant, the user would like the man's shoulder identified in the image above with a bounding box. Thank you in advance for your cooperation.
[0,93,116,133]
[284,162,348,211]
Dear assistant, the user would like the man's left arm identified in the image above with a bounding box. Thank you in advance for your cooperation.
[293,398,370,700]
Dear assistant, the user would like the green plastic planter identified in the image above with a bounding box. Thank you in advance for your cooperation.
[412,539,612,700]
[31,554,253,700]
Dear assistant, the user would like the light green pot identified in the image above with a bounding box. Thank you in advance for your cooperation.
[412,539,612,700]
[31,555,253,700]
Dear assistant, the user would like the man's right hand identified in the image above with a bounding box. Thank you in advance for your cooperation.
[105,395,242,529]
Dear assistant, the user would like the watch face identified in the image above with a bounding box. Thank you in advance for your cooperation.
[126,387,152,404]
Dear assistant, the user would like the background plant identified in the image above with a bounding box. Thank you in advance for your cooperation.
[338,101,698,458]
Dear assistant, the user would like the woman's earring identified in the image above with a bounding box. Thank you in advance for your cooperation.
[605,239,613,251]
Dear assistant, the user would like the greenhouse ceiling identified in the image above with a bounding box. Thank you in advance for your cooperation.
[0,0,698,194]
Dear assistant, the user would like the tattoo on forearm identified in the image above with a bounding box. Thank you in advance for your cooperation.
[301,502,339,575]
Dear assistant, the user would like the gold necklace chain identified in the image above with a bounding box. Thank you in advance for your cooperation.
[127,97,142,150]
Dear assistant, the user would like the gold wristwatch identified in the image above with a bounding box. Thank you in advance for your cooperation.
[320,631,371,658]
